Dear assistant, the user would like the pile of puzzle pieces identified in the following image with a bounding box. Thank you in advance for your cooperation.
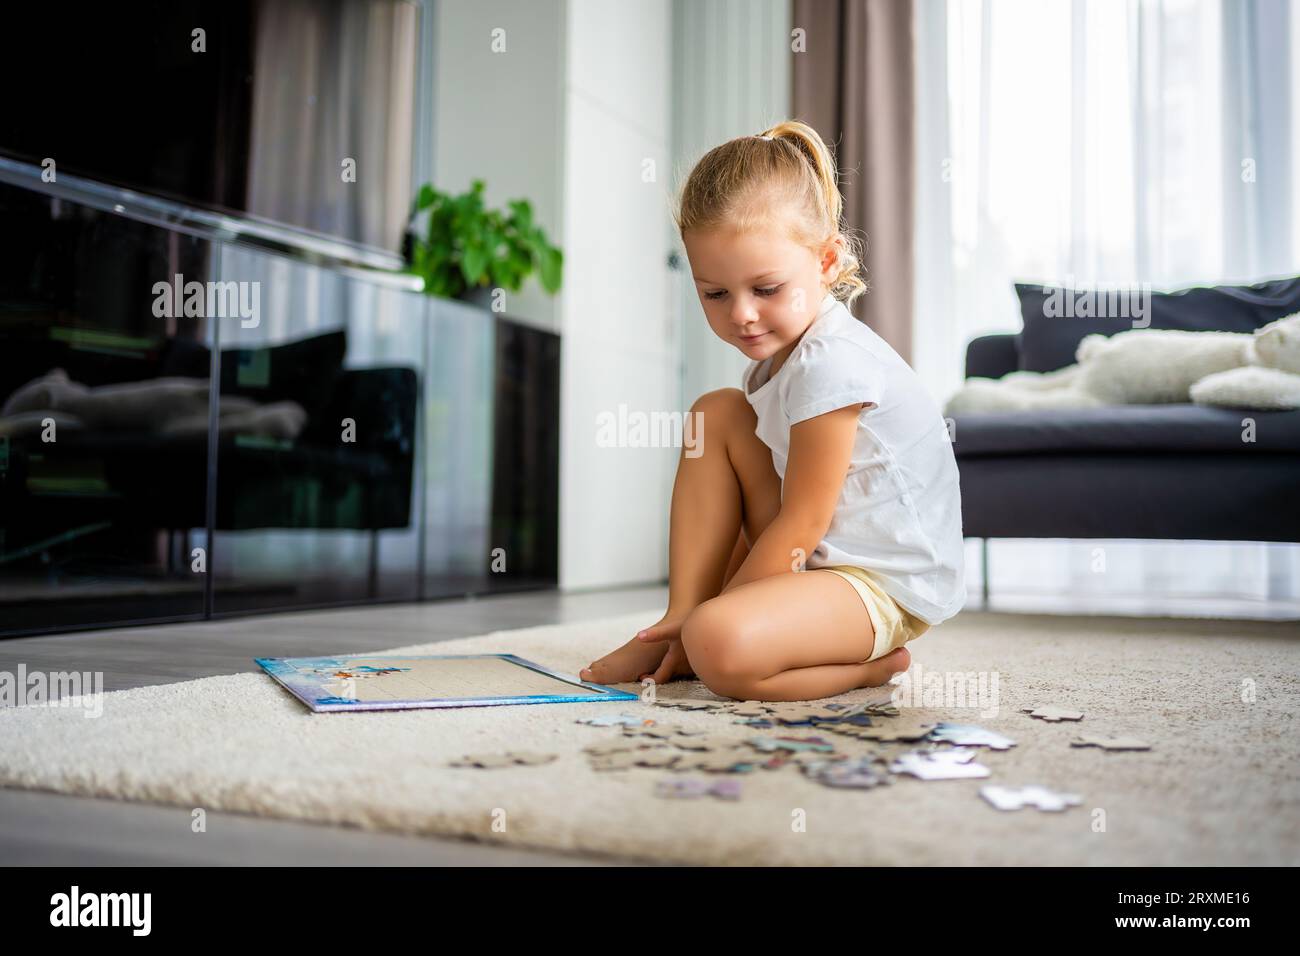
[448,693,1151,809]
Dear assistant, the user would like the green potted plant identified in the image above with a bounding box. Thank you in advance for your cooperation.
[403,179,563,309]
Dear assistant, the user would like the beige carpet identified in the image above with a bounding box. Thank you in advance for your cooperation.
[1,610,1296,866]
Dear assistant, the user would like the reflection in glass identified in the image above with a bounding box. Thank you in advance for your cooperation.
[210,244,423,614]
[246,0,419,254]
[423,299,495,597]
[0,0,419,257]
[0,183,212,633]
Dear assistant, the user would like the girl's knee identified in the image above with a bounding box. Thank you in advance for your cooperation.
[690,387,747,416]
[681,602,755,686]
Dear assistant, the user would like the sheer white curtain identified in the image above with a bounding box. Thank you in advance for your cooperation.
[913,0,1300,611]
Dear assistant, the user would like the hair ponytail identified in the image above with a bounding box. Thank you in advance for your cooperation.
[675,119,868,308]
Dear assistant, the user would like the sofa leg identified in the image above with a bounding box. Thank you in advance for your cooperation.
[981,538,991,609]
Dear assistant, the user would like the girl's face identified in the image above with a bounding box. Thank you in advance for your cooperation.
[683,224,842,365]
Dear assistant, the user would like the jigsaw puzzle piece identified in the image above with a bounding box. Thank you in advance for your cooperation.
[889,749,990,780]
[1020,705,1084,722]
[1069,734,1151,751]
[859,718,938,743]
[746,734,837,754]
[929,722,1017,750]
[577,712,654,727]
[802,755,892,789]
[450,751,558,768]
[980,784,1082,811]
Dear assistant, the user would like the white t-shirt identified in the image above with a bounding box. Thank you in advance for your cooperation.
[742,292,966,624]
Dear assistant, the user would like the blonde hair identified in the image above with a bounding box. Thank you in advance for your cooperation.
[672,119,868,308]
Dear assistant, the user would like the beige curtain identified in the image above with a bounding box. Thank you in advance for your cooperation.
[792,0,915,363]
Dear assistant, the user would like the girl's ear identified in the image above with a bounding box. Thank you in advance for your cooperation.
[819,236,844,279]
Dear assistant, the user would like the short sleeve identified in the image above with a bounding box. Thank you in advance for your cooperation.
[784,337,883,426]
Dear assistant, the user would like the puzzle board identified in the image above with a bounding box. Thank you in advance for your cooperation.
[256,653,638,713]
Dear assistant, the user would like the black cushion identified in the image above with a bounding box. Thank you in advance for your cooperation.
[965,333,1020,380]
[1014,276,1300,372]
[951,405,1300,456]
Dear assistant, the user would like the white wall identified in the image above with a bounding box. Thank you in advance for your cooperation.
[432,0,789,591]
[432,0,566,333]
[672,0,792,408]
[559,0,677,591]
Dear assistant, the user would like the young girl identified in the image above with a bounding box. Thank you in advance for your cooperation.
[580,120,965,702]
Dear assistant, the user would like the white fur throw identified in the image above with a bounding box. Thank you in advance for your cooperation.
[945,312,1300,414]
[1190,366,1300,410]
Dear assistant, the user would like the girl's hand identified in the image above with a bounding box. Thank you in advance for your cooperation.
[635,610,696,683]
[643,638,695,684]
[633,611,688,646]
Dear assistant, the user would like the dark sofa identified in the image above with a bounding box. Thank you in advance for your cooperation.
[950,278,1300,574]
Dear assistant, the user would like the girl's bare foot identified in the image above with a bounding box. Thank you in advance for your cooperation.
[860,646,911,687]
[580,636,669,685]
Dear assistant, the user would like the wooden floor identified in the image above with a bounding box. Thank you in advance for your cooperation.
[0,585,673,866]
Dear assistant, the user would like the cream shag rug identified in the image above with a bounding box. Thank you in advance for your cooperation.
[1,611,1296,866]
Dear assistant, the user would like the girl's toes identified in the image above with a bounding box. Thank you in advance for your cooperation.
[883,646,911,675]
[582,661,612,682]
[859,646,911,687]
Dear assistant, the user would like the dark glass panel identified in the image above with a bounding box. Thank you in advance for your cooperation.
[488,318,560,593]
[0,183,212,634]
[421,299,495,599]
[0,0,418,255]
[208,244,423,614]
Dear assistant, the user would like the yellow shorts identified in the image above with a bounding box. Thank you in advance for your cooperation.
[815,565,930,663]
